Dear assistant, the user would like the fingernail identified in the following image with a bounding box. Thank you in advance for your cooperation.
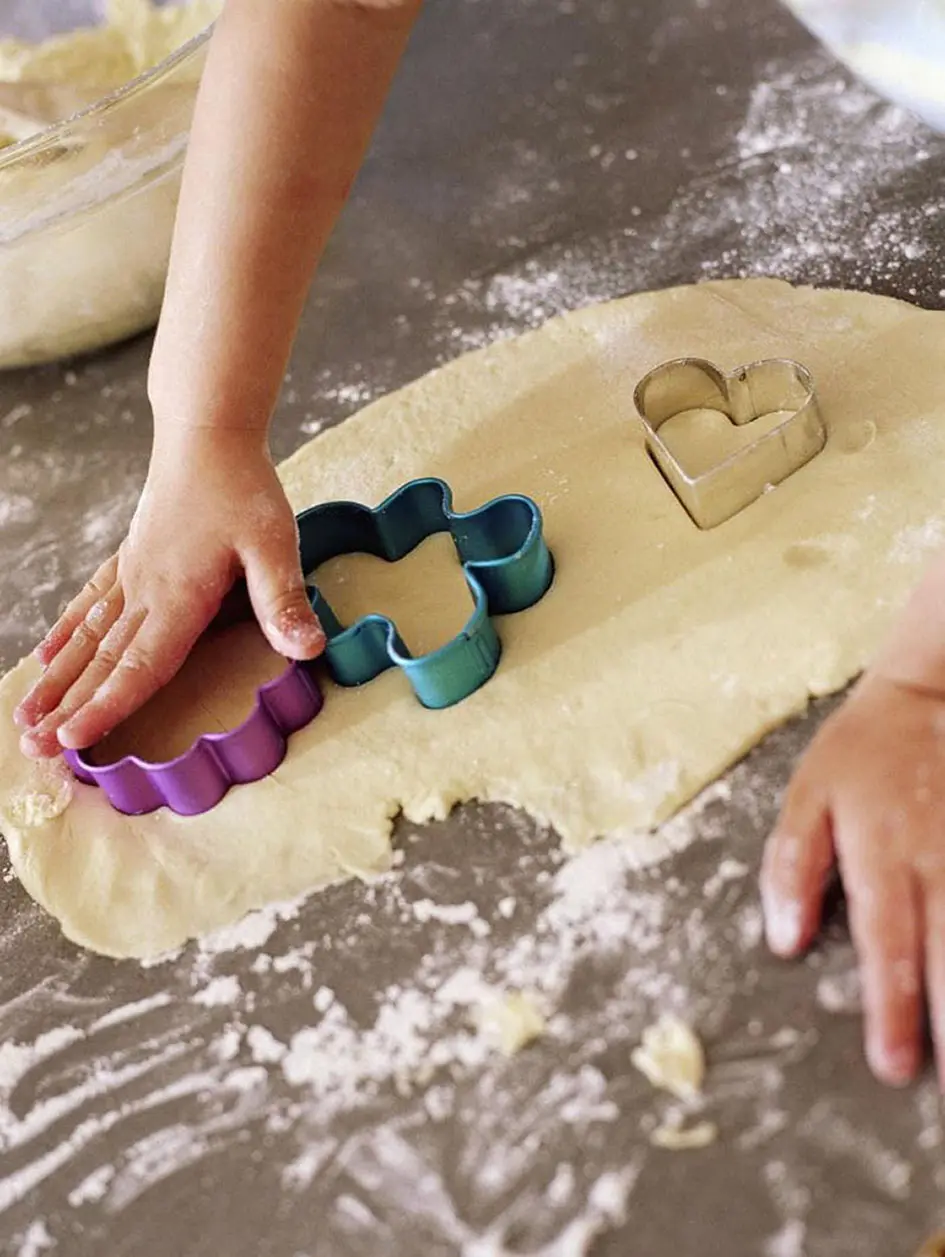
[765,899,803,956]
[19,728,53,759]
[271,609,326,655]
[12,703,33,729]
[872,1043,916,1088]
[15,701,45,731]
[56,722,83,750]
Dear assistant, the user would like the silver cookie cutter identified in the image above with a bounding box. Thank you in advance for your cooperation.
[633,357,827,529]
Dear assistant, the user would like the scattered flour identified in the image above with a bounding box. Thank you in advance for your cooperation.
[2,30,944,1257]
[191,975,241,1008]
[426,48,941,366]
[889,518,945,564]
[0,735,939,1252]
[14,1221,54,1257]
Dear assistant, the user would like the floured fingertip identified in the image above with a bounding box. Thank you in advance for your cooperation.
[763,896,805,957]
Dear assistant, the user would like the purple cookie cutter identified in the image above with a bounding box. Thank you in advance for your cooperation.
[62,662,323,817]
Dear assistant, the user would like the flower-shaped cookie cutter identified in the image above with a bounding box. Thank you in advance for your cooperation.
[62,662,323,817]
[633,357,826,529]
[299,477,554,709]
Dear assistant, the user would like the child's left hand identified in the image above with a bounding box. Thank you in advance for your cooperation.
[763,666,945,1089]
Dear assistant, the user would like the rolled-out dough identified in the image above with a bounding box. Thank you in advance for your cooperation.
[2,278,945,959]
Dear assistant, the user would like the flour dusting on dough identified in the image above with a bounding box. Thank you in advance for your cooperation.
[2,769,72,828]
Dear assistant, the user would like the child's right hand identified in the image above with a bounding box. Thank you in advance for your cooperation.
[763,554,945,1089]
[14,426,325,758]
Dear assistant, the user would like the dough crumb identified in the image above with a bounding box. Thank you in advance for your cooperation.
[3,770,73,828]
[475,990,546,1055]
[631,1014,706,1102]
[0,0,222,98]
[649,1115,718,1151]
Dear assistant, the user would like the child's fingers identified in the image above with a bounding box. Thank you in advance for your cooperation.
[33,555,119,667]
[23,608,148,752]
[761,771,834,958]
[55,611,198,751]
[243,535,325,660]
[17,721,65,759]
[923,890,945,1092]
[15,579,125,731]
[18,609,144,758]
[840,842,923,1086]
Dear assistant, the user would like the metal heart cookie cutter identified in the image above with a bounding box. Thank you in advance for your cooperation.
[62,663,323,818]
[633,356,826,529]
[298,476,554,709]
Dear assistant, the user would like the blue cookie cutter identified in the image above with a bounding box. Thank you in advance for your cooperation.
[297,478,554,709]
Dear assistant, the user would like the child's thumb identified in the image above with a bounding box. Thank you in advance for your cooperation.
[243,533,326,661]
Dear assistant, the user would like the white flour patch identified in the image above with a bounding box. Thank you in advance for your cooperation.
[0,495,38,527]
[14,1220,54,1257]
[765,1219,808,1257]
[889,518,945,563]
[191,975,241,1008]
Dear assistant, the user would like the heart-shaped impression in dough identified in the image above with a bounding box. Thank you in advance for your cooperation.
[633,356,826,530]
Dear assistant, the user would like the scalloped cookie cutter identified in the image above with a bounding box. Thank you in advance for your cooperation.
[633,356,826,529]
[299,477,554,709]
[62,662,323,817]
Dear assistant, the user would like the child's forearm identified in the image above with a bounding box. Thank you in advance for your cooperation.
[872,555,945,692]
[148,0,423,438]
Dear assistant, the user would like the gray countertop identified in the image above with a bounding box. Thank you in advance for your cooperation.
[1,0,944,1253]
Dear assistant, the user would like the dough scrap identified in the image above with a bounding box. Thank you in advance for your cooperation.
[475,991,546,1056]
[649,1118,718,1151]
[630,1015,706,1102]
[2,279,945,958]
[1,765,73,830]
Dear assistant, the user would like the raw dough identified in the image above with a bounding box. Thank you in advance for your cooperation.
[2,278,945,958]
[0,0,221,368]
[0,0,220,111]
[475,991,546,1056]
[85,624,290,765]
[649,1118,718,1151]
[631,1015,706,1102]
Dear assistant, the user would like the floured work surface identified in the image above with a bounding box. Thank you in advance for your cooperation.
[2,277,945,958]
[2,0,945,1249]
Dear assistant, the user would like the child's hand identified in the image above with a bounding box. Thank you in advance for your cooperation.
[11,0,420,755]
[762,670,945,1089]
[14,428,325,757]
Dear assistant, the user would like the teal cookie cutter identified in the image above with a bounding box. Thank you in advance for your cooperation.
[297,477,554,709]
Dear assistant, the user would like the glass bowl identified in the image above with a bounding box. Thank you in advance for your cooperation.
[0,1,216,369]
[783,0,945,135]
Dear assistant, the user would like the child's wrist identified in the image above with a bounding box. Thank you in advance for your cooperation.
[870,554,945,695]
[149,415,271,463]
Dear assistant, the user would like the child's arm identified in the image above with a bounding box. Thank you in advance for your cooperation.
[763,553,945,1089]
[15,0,422,756]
